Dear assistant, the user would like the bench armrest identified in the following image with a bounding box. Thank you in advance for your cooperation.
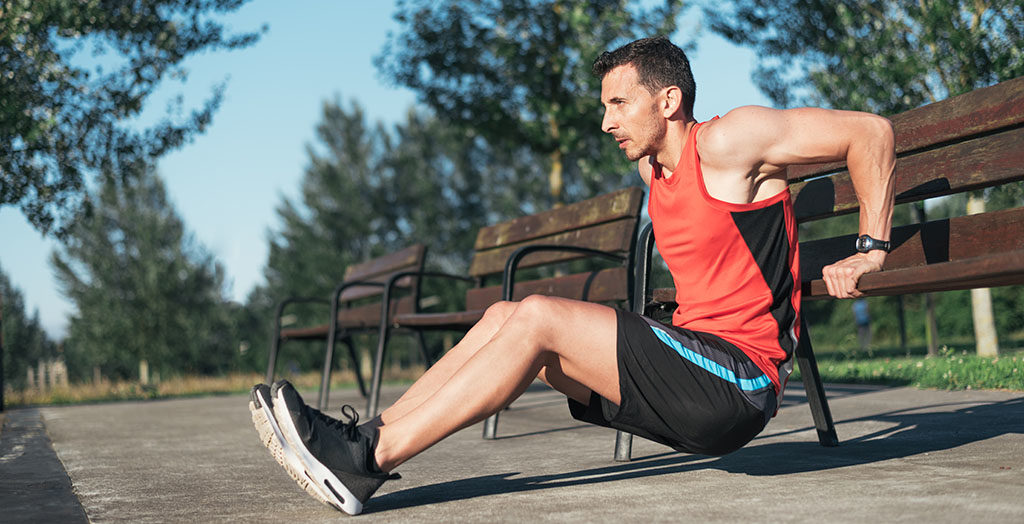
[502,244,628,302]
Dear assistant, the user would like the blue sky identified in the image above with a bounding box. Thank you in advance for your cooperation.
[0,1,769,338]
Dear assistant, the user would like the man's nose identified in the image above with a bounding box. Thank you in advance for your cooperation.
[601,112,615,134]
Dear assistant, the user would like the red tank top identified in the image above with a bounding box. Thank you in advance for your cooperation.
[648,119,801,391]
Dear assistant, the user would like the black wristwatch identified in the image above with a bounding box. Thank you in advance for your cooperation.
[855,234,891,253]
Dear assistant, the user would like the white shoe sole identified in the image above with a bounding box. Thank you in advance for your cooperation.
[272,388,364,515]
[248,388,334,507]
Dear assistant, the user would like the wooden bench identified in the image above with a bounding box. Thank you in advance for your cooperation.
[365,187,646,440]
[617,76,1024,461]
[265,244,427,411]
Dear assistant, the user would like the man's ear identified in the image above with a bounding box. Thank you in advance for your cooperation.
[662,86,683,118]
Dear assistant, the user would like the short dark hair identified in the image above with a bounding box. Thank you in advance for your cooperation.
[593,36,695,119]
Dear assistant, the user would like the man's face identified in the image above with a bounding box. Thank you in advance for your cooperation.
[600,64,664,162]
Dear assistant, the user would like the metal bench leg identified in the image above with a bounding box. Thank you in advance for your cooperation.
[342,336,367,398]
[482,412,499,440]
[265,300,289,385]
[367,320,391,417]
[795,317,839,447]
[614,431,633,461]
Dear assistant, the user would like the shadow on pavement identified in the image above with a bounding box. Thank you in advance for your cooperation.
[369,396,1024,513]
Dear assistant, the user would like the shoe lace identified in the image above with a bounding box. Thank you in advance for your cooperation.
[311,403,361,440]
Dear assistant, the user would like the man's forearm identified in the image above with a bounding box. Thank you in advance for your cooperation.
[848,115,897,261]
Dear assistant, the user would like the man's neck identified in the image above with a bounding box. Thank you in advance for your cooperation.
[653,118,697,176]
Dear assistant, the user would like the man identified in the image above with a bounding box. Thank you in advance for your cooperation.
[248,36,895,515]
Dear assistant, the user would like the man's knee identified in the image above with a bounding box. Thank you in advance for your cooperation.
[483,300,516,323]
[516,294,556,317]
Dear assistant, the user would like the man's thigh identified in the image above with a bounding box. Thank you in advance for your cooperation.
[515,295,621,405]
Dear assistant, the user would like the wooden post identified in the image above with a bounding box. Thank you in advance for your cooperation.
[38,359,46,392]
[967,194,1000,357]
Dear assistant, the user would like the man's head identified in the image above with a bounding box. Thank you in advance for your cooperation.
[594,37,695,161]
[593,36,695,120]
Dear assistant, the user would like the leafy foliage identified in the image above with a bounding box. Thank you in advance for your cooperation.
[706,0,1024,113]
[50,166,238,380]
[377,0,686,205]
[1,263,58,390]
[0,0,263,237]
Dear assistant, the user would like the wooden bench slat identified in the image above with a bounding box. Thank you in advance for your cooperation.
[800,207,1024,281]
[651,248,1024,309]
[650,207,1024,309]
[473,187,643,250]
[392,310,486,330]
[338,275,417,302]
[468,218,637,277]
[463,267,630,311]
[803,249,1024,300]
[343,244,426,282]
[792,126,1024,221]
[280,296,418,340]
[786,76,1024,182]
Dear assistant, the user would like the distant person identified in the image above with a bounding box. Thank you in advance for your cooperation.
[247,36,896,515]
[854,298,871,352]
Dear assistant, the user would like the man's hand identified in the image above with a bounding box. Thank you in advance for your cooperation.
[821,252,885,299]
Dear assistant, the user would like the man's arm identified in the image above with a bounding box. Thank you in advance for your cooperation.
[701,106,896,298]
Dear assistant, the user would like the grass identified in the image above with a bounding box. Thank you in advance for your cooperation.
[796,346,1024,390]
[2,366,426,409]
[5,346,1023,410]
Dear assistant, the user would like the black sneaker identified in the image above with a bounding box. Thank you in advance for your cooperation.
[248,384,333,506]
[270,380,395,515]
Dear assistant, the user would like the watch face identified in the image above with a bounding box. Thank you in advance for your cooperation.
[856,236,869,251]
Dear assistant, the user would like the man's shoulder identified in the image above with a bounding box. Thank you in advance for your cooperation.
[697,106,782,164]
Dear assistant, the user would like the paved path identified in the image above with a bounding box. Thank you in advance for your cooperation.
[2,383,1023,522]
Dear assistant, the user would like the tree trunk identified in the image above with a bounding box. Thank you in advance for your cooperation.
[549,149,564,206]
[548,113,564,206]
[924,293,940,357]
[967,194,999,356]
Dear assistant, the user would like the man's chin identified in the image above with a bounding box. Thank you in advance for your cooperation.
[623,149,647,162]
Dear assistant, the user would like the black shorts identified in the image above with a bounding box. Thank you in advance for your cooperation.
[568,309,777,456]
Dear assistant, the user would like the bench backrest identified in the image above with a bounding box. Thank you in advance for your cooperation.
[339,243,427,305]
[464,187,645,310]
[789,76,1024,299]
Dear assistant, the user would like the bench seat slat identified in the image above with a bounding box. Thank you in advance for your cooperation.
[651,249,1024,307]
[803,249,1024,299]
[800,207,1024,281]
[392,310,486,330]
[280,296,418,340]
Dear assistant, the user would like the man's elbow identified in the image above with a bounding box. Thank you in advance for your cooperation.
[867,114,895,149]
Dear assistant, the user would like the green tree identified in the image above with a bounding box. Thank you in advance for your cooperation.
[1,263,58,391]
[705,0,1023,112]
[258,97,548,372]
[377,0,687,207]
[1,0,263,237]
[51,166,236,381]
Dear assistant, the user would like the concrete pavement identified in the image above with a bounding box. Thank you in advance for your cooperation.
[2,382,1023,522]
